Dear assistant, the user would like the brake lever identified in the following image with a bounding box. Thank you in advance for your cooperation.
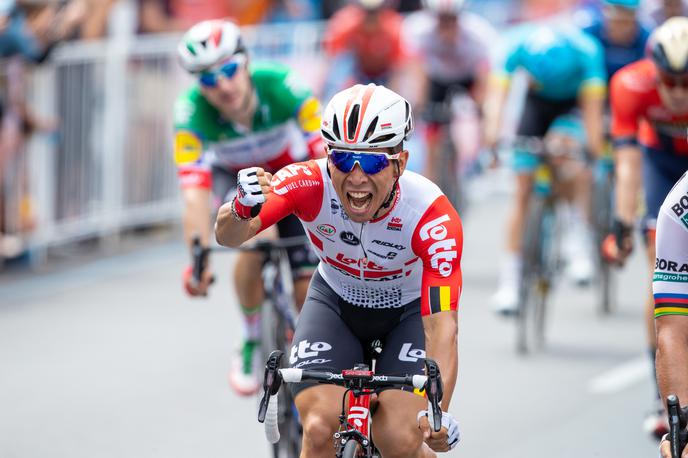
[258,350,284,423]
[424,358,443,432]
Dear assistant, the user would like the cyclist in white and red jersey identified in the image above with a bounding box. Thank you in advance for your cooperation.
[403,0,497,183]
[216,84,463,456]
[655,170,688,457]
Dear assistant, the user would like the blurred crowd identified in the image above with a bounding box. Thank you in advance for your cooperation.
[0,0,686,264]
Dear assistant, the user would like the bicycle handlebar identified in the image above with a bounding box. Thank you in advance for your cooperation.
[257,351,444,444]
[189,234,309,285]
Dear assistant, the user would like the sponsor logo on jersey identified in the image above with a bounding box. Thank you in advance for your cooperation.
[173,131,202,165]
[656,258,688,273]
[398,343,426,362]
[372,239,406,251]
[330,198,349,220]
[297,97,322,133]
[419,214,458,277]
[387,216,403,231]
[670,191,688,230]
[293,358,332,369]
[340,231,360,246]
[369,249,398,260]
[317,224,336,237]
[289,340,333,365]
[271,164,318,195]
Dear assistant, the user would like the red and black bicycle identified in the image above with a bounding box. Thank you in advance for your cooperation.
[257,344,444,458]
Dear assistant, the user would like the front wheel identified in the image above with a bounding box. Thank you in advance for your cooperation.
[341,439,361,458]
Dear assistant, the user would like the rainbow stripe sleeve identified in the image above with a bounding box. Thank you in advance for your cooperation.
[654,293,688,318]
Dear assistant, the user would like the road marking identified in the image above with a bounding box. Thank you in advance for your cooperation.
[588,357,650,394]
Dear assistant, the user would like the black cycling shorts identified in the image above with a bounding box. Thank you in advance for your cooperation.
[211,165,318,279]
[289,270,426,398]
[517,91,578,138]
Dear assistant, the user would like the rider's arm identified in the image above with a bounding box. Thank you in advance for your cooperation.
[215,161,324,247]
[609,69,643,225]
[174,130,213,247]
[577,33,607,159]
[483,34,519,148]
[412,195,463,410]
[654,174,688,406]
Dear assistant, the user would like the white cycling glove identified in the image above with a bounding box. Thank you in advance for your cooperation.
[233,167,266,219]
[417,410,461,449]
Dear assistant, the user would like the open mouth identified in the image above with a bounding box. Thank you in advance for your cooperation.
[347,191,373,212]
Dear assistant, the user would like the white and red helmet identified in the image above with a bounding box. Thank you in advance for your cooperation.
[320,84,414,150]
[177,20,247,73]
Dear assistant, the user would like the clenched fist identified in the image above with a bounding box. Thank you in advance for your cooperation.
[234,167,273,219]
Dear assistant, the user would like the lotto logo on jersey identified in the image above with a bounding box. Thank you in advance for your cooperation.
[419,214,457,278]
[387,216,403,231]
[289,340,333,365]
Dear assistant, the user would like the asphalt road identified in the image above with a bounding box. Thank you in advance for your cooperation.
[0,178,660,458]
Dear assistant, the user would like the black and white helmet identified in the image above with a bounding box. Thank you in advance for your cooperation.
[320,84,414,149]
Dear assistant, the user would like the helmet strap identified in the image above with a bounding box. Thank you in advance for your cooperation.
[372,161,400,219]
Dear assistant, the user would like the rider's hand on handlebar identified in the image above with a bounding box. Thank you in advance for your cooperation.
[182,265,215,297]
[659,434,688,458]
[234,167,273,219]
[417,410,460,452]
[601,219,633,266]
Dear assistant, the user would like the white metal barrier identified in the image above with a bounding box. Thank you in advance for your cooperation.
[2,21,326,263]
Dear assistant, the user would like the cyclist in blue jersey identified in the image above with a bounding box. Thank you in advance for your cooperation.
[484,24,607,314]
[579,0,650,81]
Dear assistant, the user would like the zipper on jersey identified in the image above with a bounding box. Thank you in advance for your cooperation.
[359,222,368,281]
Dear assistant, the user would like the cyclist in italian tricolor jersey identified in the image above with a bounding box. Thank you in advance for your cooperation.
[216,84,463,456]
[173,20,324,396]
[655,171,688,458]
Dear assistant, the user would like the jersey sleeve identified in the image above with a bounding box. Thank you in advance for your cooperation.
[654,173,688,318]
[411,195,463,317]
[256,160,325,233]
[173,89,212,189]
[609,68,642,147]
[576,31,607,97]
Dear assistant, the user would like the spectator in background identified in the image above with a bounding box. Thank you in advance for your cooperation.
[641,0,688,28]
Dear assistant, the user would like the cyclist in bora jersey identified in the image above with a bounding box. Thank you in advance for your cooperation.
[484,24,607,314]
[173,20,323,396]
[602,17,688,438]
[656,171,688,457]
[216,84,462,456]
[403,0,497,187]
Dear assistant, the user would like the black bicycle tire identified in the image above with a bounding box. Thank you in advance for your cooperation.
[594,173,616,315]
[341,439,361,458]
[517,195,548,354]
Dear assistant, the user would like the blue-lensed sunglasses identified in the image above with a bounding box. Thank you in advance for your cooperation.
[329,149,399,175]
[199,55,246,87]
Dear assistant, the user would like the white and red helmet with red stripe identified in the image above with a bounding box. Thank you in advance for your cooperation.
[320,84,414,150]
[177,20,247,73]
